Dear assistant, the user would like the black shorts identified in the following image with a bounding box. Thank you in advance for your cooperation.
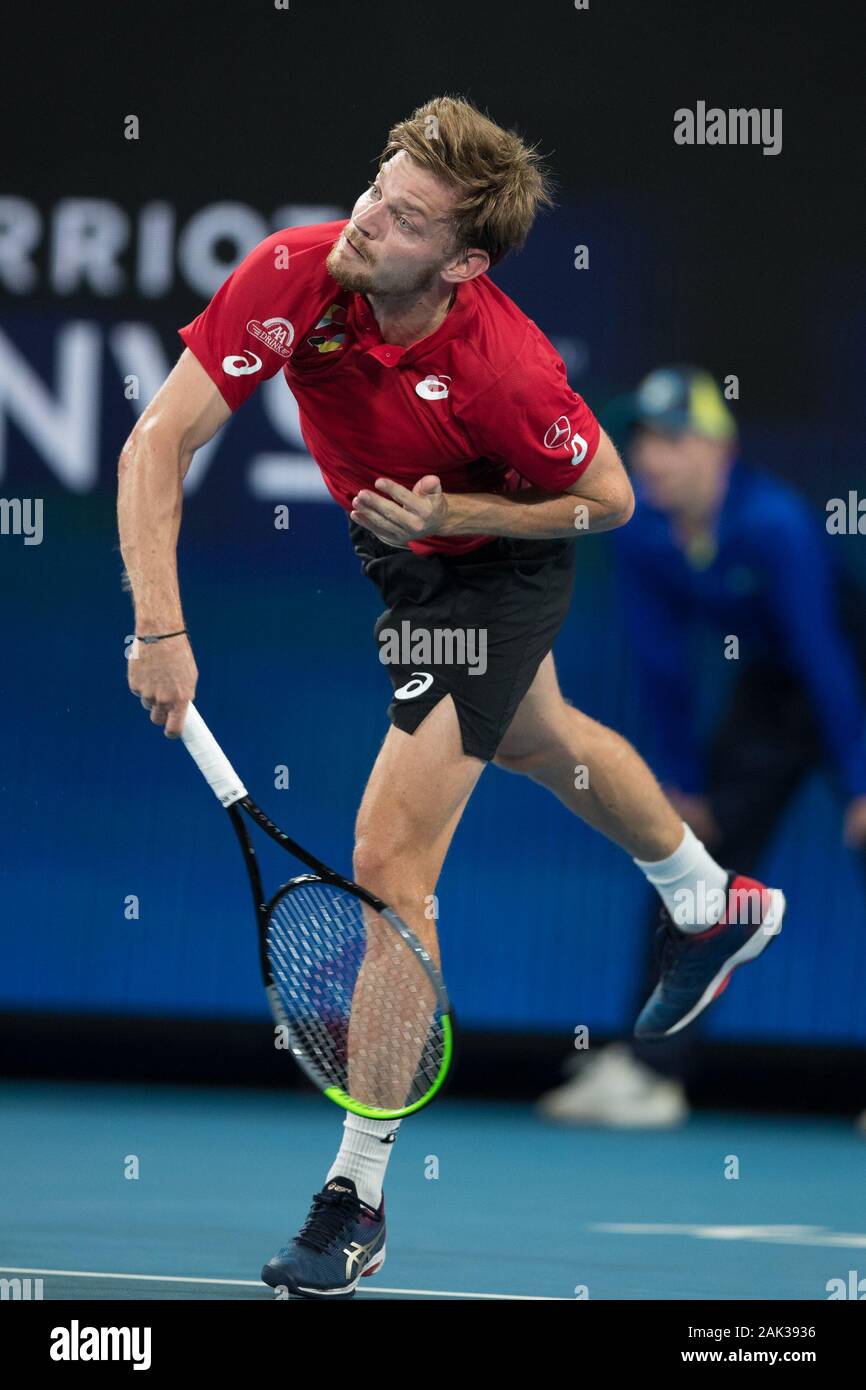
[349,519,577,761]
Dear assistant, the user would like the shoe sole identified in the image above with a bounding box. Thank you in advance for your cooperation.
[641,888,786,1039]
[261,1244,386,1300]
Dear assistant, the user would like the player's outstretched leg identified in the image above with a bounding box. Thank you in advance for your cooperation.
[493,655,785,1035]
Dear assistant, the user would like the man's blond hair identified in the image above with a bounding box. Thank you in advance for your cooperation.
[378,95,555,266]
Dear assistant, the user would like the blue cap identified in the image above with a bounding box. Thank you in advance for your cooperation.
[626,366,737,442]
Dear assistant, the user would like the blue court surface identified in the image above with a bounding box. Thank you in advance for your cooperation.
[1,1080,863,1301]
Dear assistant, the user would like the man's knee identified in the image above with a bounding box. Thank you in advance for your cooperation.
[492,743,556,776]
[353,832,399,890]
[352,829,435,913]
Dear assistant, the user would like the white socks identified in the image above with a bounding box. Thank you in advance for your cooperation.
[634,824,729,933]
[326,1112,401,1209]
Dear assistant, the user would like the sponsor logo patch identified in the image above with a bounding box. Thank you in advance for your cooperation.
[543,414,589,464]
[308,302,348,354]
[247,316,294,357]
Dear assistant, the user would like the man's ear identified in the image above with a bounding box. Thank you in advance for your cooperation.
[443,245,490,284]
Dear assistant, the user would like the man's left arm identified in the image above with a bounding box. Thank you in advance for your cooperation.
[351,427,632,543]
[352,330,634,543]
[441,428,634,537]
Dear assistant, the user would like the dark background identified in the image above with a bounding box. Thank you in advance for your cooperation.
[2,0,864,1104]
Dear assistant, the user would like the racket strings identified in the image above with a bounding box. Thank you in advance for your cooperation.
[267,882,445,1111]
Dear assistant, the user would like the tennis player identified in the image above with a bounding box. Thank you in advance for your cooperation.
[118,96,784,1299]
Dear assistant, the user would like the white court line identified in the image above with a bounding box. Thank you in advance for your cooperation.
[0,1267,567,1300]
[591,1224,866,1248]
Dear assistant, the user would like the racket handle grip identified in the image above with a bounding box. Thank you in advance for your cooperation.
[181,703,248,807]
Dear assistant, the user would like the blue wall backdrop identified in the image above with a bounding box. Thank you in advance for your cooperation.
[2,0,864,1048]
[1,288,864,1042]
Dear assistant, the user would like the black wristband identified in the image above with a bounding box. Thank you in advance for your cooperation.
[135,629,188,644]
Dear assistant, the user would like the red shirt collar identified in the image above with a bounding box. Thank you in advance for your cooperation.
[350,281,477,367]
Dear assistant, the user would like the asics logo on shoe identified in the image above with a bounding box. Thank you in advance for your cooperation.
[344,1236,380,1278]
[394,672,434,700]
[326,1182,352,1194]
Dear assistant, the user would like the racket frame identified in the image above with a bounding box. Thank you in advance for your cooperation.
[181,704,453,1118]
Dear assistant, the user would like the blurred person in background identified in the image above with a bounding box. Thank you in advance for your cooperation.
[538,366,866,1128]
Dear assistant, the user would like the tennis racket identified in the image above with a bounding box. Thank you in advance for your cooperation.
[178,703,452,1120]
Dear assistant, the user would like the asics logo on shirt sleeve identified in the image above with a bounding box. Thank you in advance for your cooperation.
[222,350,262,377]
[569,431,589,464]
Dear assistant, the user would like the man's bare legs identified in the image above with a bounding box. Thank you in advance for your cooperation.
[343,697,483,1109]
[493,653,683,860]
[327,695,485,1204]
[330,654,755,1202]
[492,653,732,953]
[352,694,486,958]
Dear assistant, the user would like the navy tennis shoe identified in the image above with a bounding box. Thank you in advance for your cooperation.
[261,1176,386,1300]
[634,872,785,1040]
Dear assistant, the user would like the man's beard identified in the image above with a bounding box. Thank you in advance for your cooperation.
[326,238,441,297]
[325,241,374,293]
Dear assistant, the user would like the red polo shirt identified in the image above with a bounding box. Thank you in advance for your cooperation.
[179,219,601,555]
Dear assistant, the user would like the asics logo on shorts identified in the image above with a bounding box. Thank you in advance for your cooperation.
[394,672,434,700]
[222,350,262,377]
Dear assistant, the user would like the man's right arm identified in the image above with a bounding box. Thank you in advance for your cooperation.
[117,348,231,736]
